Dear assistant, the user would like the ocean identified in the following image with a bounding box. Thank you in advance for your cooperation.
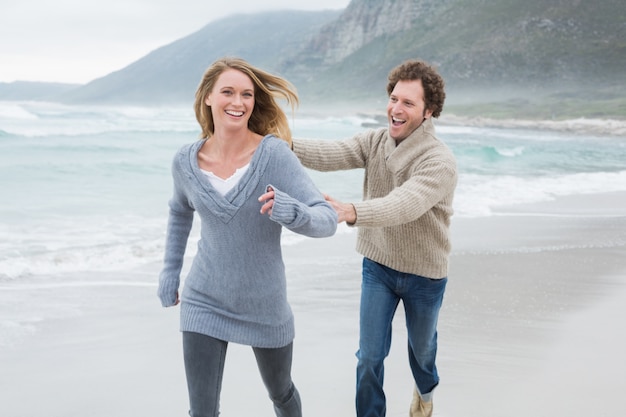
[1,100,625,348]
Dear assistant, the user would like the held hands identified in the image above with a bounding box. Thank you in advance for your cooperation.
[258,187,356,224]
[323,194,357,224]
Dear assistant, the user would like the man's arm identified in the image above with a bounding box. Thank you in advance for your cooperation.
[352,159,457,228]
[292,134,372,172]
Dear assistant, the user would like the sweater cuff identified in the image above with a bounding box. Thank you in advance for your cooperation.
[268,186,301,226]
[157,275,180,307]
[346,203,357,226]
[351,201,373,227]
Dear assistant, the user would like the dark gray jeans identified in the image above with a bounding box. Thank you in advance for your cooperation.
[182,331,302,417]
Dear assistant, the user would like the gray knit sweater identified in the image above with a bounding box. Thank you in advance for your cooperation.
[158,135,337,348]
[293,119,457,279]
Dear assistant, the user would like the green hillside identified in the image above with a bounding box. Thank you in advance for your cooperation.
[296,0,626,119]
[3,0,625,120]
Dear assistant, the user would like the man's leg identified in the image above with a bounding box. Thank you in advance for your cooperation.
[403,275,447,416]
[356,258,401,417]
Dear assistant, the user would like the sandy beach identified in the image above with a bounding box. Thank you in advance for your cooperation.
[0,191,624,417]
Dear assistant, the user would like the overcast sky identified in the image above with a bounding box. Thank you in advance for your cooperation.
[0,0,350,84]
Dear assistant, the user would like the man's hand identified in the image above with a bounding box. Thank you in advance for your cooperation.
[324,194,357,224]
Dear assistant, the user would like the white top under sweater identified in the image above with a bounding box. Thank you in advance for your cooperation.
[201,163,250,196]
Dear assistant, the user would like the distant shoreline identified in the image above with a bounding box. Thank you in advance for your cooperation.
[6,99,626,137]
[439,114,626,137]
[300,102,626,137]
[350,111,626,137]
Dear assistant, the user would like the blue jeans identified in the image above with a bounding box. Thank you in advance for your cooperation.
[356,258,447,417]
[182,331,301,417]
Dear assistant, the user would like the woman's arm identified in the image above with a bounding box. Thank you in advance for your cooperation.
[157,157,195,307]
[259,143,338,237]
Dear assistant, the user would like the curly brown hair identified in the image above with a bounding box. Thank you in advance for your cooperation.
[386,60,446,118]
[194,57,299,145]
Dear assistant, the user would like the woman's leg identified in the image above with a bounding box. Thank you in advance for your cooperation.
[182,332,228,417]
[253,342,302,417]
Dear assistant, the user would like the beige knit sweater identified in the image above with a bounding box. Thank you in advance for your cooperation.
[293,119,457,278]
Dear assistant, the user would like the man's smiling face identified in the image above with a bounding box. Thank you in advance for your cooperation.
[386,79,432,143]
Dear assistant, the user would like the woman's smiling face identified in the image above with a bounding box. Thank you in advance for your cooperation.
[205,68,255,131]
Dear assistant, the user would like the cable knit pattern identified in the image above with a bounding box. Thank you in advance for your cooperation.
[158,135,337,348]
[293,119,457,278]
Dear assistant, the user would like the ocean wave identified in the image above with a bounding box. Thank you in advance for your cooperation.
[0,237,167,281]
[0,280,157,291]
[0,213,170,280]
[0,101,39,119]
[0,219,351,282]
[454,238,626,256]
[461,144,526,161]
[454,170,626,217]
[0,102,198,137]
[440,114,626,137]
[494,146,525,157]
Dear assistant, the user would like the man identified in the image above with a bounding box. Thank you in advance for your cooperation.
[292,59,457,417]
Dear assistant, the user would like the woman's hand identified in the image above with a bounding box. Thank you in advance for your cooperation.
[163,291,180,307]
[258,187,275,216]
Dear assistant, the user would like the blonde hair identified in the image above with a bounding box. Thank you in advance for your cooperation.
[194,57,299,146]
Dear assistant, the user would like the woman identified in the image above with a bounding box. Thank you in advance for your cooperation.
[157,57,337,417]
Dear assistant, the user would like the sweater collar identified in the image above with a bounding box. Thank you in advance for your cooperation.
[185,135,275,223]
[383,118,438,173]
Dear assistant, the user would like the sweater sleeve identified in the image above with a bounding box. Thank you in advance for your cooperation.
[268,185,337,237]
[292,130,381,171]
[353,157,457,228]
[266,142,338,237]
[157,153,195,307]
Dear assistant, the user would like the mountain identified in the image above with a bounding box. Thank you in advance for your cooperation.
[283,0,626,111]
[57,10,341,105]
[4,0,625,119]
[280,0,453,98]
